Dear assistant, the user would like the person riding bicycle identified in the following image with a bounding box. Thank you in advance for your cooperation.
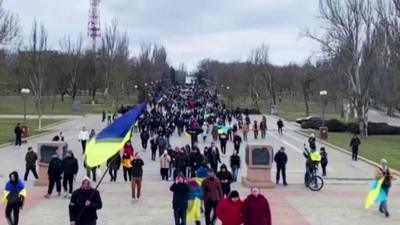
[303,144,321,186]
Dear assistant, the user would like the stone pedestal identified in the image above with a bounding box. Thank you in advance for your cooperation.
[34,142,68,187]
[242,144,275,188]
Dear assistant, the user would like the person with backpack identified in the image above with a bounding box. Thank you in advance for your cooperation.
[121,151,132,182]
[3,171,26,225]
[45,153,63,198]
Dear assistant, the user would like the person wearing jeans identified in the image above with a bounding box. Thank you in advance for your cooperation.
[230,152,241,182]
[375,159,394,217]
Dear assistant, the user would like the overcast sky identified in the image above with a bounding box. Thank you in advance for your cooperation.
[4,0,321,71]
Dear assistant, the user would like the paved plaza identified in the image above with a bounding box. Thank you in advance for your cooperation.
[0,115,399,225]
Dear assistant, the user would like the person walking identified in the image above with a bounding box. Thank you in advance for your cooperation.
[375,159,395,217]
[320,147,328,177]
[274,147,288,186]
[350,134,361,161]
[253,121,259,140]
[45,153,63,198]
[187,178,203,225]
[170,176,190,225]
[62,151,79,198]
[131,153,144,201]
[102,110,106,122]
[202,169,223,225]
[242,123,249,142]
[107,152,121,182]
[24,147,38,181]
[216,190,243,225]
[219,132,228,155]
[241,187,272,225]
[233,134,242,154]
[3,171,26,225]
[14,123,22,147]
[230,152,241,182]
[140,129,150,151]
[260,117,267,139]
[277,118,284,135]
[69,177,102,225]
[150,137,158,161]
[78,127,89,154]
[160,150,171,181]
[208,144,221,174]
[121,151,132,182]
[216,164,233,197]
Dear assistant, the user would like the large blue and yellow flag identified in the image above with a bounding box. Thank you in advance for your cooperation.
[365,178,386,209]
[85,103,146,167]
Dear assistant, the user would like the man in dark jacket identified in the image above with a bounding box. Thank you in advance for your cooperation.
[24,146,38,181]
[62,151,79,198]
[218,132,228,155]
[274,146,288,185]
[241,187,271,225]
[14,123,22,146]
[208,143,221,173]
[170,176,190,225]
[216,164,233,197]
[45,154,63,198]
[189,147,203,178]
[131,153,144,201]
[230,152,241,182]
[202,169,223,225]
[107,152,121,182]
[350,134,361,161]
[277,118,284,135]
[233,134,242,154]
[69,177,102,225]
[140,129,150,151]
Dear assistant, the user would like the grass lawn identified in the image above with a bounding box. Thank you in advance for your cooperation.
[0,119,62,145]
[226,95,353,122]
[0,95,138,115]
[327,132,400,171]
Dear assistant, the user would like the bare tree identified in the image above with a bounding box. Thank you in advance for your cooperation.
[59,35,83,101]
[19,21,48,131]
[305,0,376,137]
[0,1,19,44]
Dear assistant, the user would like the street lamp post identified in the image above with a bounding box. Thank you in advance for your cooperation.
[226,86,231,109]
[320,90,328,126]
[21,88,30,124]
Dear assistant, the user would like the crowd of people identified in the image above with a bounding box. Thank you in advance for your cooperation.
[2,84,396,225]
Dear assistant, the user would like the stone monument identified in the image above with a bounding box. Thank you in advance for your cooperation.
[242,144,275,188]
[35,141,68,186]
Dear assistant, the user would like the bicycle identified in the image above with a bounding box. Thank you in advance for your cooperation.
[304,165,324,191]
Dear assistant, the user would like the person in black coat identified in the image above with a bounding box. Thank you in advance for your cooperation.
[150,137,158,161]
[274,147,288,185]
[140,129,150,151]
[69,177,102,225]
[107,152,121,182]
[189,147,203,178]
[230,152,241,182]
[62,151,79,198]
[14,123,22,146]
[320,147,328,176]
[170,176,190,225]
[46,154,63,198]
[349,134,361,161]
[218,132,228,155]
[233,134,242,154]
[208,144,221,174]
[216,164,233,197]
[131,153,145,200]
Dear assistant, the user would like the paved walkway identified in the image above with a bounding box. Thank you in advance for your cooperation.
[0,115,399,225]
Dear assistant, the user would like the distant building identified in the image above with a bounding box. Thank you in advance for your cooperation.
[185,74,197,85]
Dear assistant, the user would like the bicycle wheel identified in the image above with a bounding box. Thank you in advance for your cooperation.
[308,175,324,191]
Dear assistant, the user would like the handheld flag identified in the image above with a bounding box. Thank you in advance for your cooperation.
[365,178,386,209]
[85,103,146,167]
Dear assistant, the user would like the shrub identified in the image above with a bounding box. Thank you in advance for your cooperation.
[325,119,347,132]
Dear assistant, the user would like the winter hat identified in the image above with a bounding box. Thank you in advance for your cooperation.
[81,176,91,185]
[229,190,240,198]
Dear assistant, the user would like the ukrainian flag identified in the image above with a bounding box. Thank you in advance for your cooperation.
[85,103,146,167]
[365,178,386,209]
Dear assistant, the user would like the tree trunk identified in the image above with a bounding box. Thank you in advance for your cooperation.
[91,88,97,101]
[36,97,42,131]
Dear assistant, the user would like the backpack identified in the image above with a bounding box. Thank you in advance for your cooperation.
[7,192,20,205]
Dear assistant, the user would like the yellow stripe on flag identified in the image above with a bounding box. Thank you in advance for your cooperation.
[365,178,384,209]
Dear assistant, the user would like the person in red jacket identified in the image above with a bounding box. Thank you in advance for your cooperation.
[241,187,271,225]
[123,141,134,158]
[216,190,243,225]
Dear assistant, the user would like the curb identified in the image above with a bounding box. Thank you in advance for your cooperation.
[0,119,71,149]
[294,129,400,177]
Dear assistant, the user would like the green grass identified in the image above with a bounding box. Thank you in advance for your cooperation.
[327,132,400,171]
[226,95,355,123]
[0,119,62,144]
[0,95,138,115]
